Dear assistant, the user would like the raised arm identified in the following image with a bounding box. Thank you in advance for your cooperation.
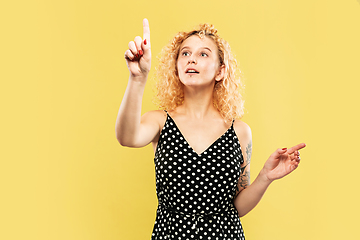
[115,19,159,148]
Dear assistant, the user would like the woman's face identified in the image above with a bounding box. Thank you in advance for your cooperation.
[177,35,224,88]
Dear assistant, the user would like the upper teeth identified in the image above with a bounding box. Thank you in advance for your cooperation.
[187,70,196,73]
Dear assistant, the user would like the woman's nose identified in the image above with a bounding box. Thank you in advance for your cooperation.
[188,57,197,64]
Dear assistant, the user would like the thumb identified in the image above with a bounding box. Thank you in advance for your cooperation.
[272,148,288,158]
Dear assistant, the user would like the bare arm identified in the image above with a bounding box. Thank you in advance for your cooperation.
[233,121,256,217]
[233,122,306,217]
[115,19,159,147]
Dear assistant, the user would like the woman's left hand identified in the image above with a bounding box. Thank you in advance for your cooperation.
[262,143,306,182]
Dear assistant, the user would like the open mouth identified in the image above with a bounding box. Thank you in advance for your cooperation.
[186,69,199,74]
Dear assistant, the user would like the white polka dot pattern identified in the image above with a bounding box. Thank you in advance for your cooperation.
[151,114,245,239]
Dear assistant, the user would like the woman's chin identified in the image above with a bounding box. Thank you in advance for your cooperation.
[180,79,215,88]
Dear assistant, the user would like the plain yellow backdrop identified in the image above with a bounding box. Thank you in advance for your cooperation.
[1,0,360,239]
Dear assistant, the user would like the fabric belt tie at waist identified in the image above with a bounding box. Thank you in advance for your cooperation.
[161,205,229,234]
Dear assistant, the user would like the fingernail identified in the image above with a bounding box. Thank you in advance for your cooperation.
[144,39,147,45]
[282,148,287,150]
[139,50,143,56]
[135,54,139,58]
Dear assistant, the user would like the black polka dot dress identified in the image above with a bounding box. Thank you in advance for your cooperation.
[151,113,245,240]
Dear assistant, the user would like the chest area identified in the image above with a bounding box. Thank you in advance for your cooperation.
[155,117,243,163]
[164,117,232,155]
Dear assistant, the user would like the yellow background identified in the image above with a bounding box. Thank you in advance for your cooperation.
[1,0,360,239]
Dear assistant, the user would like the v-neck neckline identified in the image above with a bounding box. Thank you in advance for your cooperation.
[166,114,233,156]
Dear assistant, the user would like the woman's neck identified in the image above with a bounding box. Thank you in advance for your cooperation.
[179,85,218,120]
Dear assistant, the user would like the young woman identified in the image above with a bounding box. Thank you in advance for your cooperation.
[116,18,305,240]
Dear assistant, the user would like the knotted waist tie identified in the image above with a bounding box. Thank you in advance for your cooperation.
[160,204,232,234]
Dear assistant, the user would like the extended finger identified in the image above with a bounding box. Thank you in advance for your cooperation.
[143,18,150,45]
[287,143,306,154]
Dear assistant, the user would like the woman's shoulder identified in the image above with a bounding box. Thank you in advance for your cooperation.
[143,109,167,117]
[233,119,252,142]
[141,110,167,126]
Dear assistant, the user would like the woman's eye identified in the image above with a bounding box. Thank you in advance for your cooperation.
[182,52,190,56]
[201,52,208,57]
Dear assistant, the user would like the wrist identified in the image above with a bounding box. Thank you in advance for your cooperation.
[258,168,273,185]
[128,75,148,88]
[129,73,148,81]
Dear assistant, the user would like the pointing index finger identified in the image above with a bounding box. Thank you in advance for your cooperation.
[287,143,306,154]
[143,18,150,43]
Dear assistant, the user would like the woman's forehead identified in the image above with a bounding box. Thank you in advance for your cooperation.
[180,35,218,51]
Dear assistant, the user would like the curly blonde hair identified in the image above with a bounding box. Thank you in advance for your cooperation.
[154,23,244,122]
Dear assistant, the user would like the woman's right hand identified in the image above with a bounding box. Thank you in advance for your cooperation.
[124,18,151,79]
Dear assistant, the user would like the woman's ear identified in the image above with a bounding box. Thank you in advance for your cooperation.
[215,64,225,81]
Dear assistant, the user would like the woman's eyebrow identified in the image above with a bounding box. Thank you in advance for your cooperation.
[202,47,212,52]
[180,46,213,52]
[180,46,190,51]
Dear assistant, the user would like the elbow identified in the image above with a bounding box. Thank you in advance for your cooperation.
[115,130,129,147]
[238,211,247,218]
[115,131,137,148]
[234,205,246,218]
[235,205,248,218]
[116,138,127,147]
[116,134,131,147]
[233,193,248,218]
